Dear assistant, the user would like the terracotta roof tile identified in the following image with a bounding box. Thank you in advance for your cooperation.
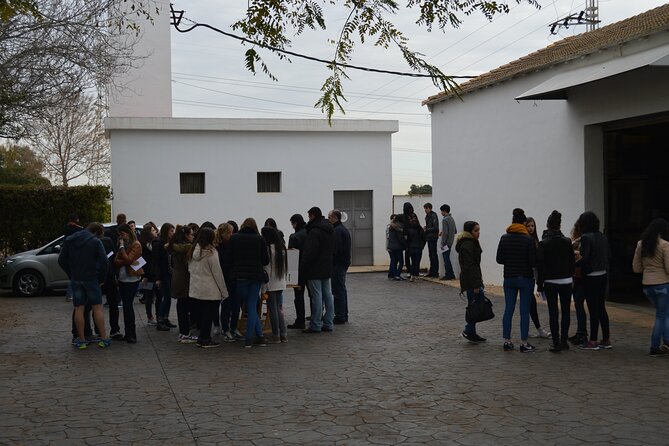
[423,3,669,105]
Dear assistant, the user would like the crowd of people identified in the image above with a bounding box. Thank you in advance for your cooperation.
[58,207,351,349]
[386,203,668,356]
[59,202,669,357]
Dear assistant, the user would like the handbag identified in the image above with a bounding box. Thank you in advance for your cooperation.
[465,290,495,324]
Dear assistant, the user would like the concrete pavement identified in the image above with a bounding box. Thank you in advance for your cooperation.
[0,273,667,445]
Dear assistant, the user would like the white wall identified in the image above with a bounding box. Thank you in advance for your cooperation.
[107,118,395,265]
[428,35,669,285]
[107,0,173,118]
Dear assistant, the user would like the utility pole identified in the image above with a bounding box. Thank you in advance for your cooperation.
[585,0,600,32]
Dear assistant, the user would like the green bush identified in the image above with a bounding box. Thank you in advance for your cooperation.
[0,185,110,256]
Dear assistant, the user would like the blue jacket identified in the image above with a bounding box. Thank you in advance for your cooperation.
[58,230,108,282]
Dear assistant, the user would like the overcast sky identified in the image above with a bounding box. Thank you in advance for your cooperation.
[169,0,667,195]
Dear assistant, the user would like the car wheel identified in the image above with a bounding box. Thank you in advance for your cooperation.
[13,270,45,297]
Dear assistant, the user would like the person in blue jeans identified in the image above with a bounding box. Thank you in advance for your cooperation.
[632,218,669,357]
[456,220,486,343]
[230,218,270,348]
[496,208,537,353]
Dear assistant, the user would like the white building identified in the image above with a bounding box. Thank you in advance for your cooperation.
[106,117,396,265]
[424,5,669,294]
[105,0,397,266]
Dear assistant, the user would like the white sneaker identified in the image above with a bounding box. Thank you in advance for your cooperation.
[223,331,235,342]
[537,327,551,339]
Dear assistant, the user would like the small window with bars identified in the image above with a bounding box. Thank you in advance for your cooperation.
[257,172,281,193]
[180,172,205,194]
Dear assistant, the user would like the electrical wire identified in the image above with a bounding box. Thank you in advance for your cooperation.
[170,7,476,80]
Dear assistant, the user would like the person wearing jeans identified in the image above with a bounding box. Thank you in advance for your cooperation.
[632,218,669,356]
[238,279,264,343]
[440,204,457,280]
[262,226,289,342]
[496,208,537,353]
[113,224,144,344]
[301,207,335,333]
[329,210,351,324]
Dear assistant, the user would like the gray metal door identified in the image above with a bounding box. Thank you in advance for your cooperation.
[334,190,373,266]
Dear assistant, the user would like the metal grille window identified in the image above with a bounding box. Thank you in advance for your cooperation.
[180,172,205,194]
[257,172,281,193]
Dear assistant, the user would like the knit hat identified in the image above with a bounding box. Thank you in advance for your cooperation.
[547,210,562,230]
[512,208,527,224]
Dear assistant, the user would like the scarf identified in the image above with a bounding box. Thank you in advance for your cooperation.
[506,223,529,235]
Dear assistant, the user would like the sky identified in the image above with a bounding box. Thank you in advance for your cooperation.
[168,0,667,195]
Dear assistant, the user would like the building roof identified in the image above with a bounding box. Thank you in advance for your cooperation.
[423,3,669,106]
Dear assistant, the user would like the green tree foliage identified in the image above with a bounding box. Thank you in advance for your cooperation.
[232,0,540,120]
[0,185,110,255]
[0,143,49,185]
[408,183,432,195]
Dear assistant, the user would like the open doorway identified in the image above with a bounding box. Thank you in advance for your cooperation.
[605,115,669,302]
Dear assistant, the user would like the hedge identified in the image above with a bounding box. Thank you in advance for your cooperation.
[0,185,111,256]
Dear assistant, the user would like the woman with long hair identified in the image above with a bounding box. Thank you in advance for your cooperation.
[632,218,669,356]
[406,214,425,282]
[230,218,270,348]
[139,222,160,326]
[188,227,228,348]
[113,224,143,343]
[496,208,537,353]
[154,223,176,331]
[262,226,288,343]
[525,217,550,339]
[168,225,197,343]
[457,220,486,343]
[577,211,611,350]
[216,223,242,342]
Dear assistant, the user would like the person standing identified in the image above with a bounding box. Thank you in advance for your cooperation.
[387,214,406,281]
[568,222,588,346]
[456,221,486,344]
[406,214,426,282]
[577,211,612,351]
[216,223,241,342]
[401,202,415,275]
[169,225,198,343]
[262,226,288,343]
[632,218,669,357]
[155,223,176,331]
[139,223,160,326]
[536,211,575,353]
[329,209,351,325]
[287,214,309,329]
[230,218,270,348]
[496,208,537,353]
[59,222,111,349]
[423,203,440,278]
[114,223,144,344]
[526,217,550,339]
[188,227,228,348]
[301,207,335,333]
[439,204,456,280]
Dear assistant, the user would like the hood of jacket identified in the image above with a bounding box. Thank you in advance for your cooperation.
[506,223,529,235]
[455,231,478,252]
[541,229,564,240]
[307,216,334,235]
[67,229,96,248]
[191,245,215,262]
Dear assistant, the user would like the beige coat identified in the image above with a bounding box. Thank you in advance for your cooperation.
[632,238,669,286]
[188,245,228,300]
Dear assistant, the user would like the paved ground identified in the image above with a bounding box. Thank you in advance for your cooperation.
[1,273,667,445]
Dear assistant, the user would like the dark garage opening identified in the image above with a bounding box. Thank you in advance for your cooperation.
[605,117,669,302]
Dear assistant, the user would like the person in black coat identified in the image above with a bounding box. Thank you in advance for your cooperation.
[301,207,335,333]
[230,218,270,347]
[287,214,309,329]
[456,221,487,344]
[329,209,351,324]
[537,210,575,353]
[496,208,537,353]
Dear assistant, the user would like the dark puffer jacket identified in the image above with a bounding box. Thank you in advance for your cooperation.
[580,231,610,275]
[496,225,536,279]
[456,232,483,292]
[537,229,575,291]
[301,216,335,280]
[332,221,351,268]
[230,227,270,282]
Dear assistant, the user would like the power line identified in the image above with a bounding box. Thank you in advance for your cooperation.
[170,6,476,81]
